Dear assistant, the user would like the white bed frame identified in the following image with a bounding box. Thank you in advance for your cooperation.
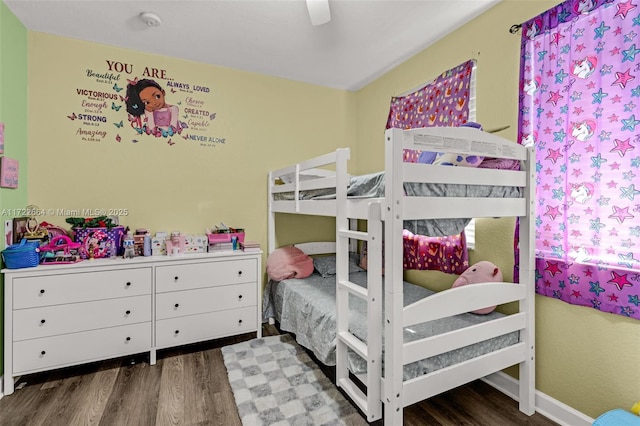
[267,126,536,424]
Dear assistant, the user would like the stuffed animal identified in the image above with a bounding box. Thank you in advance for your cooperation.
[451,260,503,314]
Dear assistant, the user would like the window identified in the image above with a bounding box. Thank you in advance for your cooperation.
[518,0,640,319]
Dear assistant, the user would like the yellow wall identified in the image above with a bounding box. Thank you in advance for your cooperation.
[355,0,639,419]
[27,32,353,252]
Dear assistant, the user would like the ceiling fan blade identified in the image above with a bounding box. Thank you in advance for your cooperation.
[306,0,331,26]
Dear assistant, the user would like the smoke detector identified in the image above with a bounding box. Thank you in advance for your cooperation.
[139,12,162,27]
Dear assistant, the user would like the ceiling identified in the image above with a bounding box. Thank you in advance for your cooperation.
[3,0,500,91]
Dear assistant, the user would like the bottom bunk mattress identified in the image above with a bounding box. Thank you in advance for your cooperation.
[262,271,519,380]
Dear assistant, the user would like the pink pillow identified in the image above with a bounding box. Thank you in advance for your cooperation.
[266,246,314,281]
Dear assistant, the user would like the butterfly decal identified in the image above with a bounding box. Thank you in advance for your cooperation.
[115,134,121,143]
[111,102,122,112]
[126,77,139,86]
[177,101,181,105]
[132,139,139,143]
[119,95,128,102]
[167,139,175,146]
[67,112,77,120]
[170,88,176,93]
[113,83,123,92]
[209,113,217,121]
[183,114,188,119]
[113,120,124,128]
[181,134,189,140]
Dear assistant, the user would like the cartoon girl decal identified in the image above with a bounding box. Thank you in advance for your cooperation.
[570,182,594,204]
[571,56,597,79]
[571,119,596,142]
[125,78,186,138]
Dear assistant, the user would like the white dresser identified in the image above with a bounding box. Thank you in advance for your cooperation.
[2,251,262,395]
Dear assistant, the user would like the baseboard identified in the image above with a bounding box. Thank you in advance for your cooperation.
[482,372,594,426]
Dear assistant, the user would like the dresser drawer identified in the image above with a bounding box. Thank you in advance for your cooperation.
[155,259,257,293]
[155,306,256,348]
[13,268,152,309]
[13,322,151,374]
[156,283,256,320]
[13,295,151,341]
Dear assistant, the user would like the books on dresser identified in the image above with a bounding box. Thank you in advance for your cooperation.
[240,241,261,252]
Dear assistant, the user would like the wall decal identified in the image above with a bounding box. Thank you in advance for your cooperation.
[70,60,227,149]
[0,157,19,188]
[0,122,5,154]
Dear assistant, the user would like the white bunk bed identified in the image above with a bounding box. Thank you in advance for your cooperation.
[267,126,536,424]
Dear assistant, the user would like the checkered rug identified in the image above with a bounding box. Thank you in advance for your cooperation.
[222,334,367,426]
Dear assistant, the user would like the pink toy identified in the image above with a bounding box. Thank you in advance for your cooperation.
[166,231,186,256]
[451,260,503,314]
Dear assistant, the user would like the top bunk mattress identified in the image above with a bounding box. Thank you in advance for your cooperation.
[263,271,519,380]
[274,171,522,235]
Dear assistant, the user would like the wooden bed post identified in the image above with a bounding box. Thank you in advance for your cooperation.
[336,147,350,392]
[519,147,537,415]
[383,128,406,424]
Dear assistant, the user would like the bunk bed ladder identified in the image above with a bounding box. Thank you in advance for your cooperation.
[335,201,383,422]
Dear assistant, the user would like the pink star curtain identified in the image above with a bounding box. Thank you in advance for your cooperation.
[518,0,640,319]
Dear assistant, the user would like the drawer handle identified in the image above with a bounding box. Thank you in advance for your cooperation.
[174,276,179,281]
[174,303,179,308]
[238,319,243,325]
[40,350,46,356]
[125,310,131,315]
[238,294,243,300]
[237,271,243,276]
[174,330,180,334]
[39,289,45,294]
[125,282,132,287]
[126,337,131,342]
[40,319,46,324]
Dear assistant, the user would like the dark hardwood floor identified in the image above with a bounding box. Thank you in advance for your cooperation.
[0,325,558,426]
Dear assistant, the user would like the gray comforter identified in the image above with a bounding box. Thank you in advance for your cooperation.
[275,171,521,236]
[262,271,519,380]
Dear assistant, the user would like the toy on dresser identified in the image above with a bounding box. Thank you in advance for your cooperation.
[166,231,186,256]
[123,232,135,259]
[133,228,151,257]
